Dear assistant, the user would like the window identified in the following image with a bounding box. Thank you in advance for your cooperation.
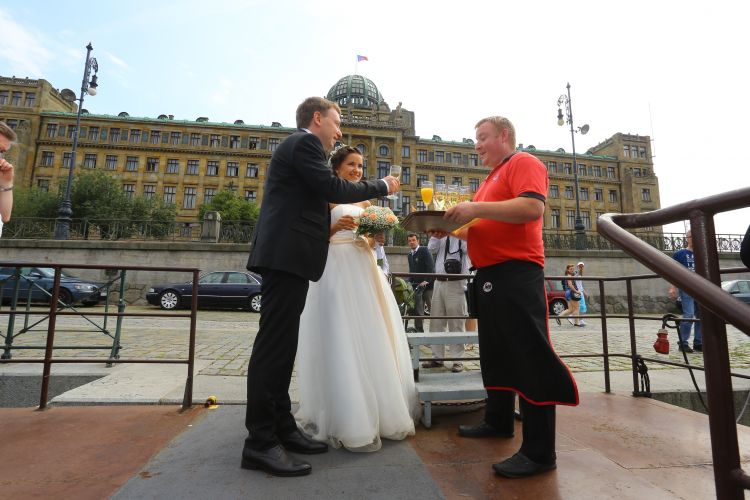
[62,152,72,168]
[549,185,559,198]
[89,127,99,141]
[203,188,217,204]
[623,145,630,157]
[230,135,240,149]
[246,163,259,178]
[547,161,557,173]
[83,154,97,168]
[41,151,54,166]
[550,209,560,229]
[582,212,591,229]
[187,159,199,175]
[469,154,478,166]
[190,133,201,146]
[0,91,7,104]
[435,175,445,185]
[563,163,572,175]
[126,156,139,171]
[110,128,121,142]
[580,187,589,201]
[151,131,161,144]
[163,186,176,204]
[11,92,22,106]
[166,159,180,174]
[67,126,77,139]
[249,137,259,150]
[401,196,411,214]
[567,210,576,228]
[146,158,159,172]
[268,138,280,151]
[37,179,50,191]
[170,132,181,145]
[564,186,574,199]
[416,200,426,211]
[225,161,239,177]
[46,123,58,137]
[596,211,604,225]
[594,188,603,201]
[143,184,156,199]
[24,92,36,107]
[209,134,220,148]
[402,167,411,184]
[578,164,586,176]
[245,190,257,202]
[377,161,389,179]
[105,155,118,170]
[130,129,141,143]
[469,178,480,191]
[639,147,647,158]
[593,165,601,177]
[402,145,410,158]
[451,153,462,165]
[609,190,618,203]
[606,167,615,178]
[633,168,641,177]
[378,145,389,156]
[416,174,429,187]
[642,188,652,202]
[452,177,462,186]
[183,187,197,209]
[206,161,219,176]
[417,150,428,162]
[435,151,444,163]
[123,184,135,198]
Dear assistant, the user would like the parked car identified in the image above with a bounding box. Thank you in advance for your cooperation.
[146,271,262,312]
[722,279,750,305]
[0,266,106,306]
[546,279,569,317]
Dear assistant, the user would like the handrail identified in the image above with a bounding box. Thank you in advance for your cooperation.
[596,185,750,500]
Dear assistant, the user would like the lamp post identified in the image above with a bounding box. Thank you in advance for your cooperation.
[557,82,589,250]
[54,42,99,240]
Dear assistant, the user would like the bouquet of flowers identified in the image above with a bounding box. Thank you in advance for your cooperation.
[356,206,399,235]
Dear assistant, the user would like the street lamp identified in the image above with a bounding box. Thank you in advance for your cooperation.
[54,42,99,240]
[557,82,589,250]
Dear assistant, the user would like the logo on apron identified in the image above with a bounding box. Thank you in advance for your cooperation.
[483,282,493,292]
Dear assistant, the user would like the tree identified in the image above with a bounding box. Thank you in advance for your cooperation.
[198,189,259,223]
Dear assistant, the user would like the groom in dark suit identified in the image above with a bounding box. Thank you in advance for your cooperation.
[243,96,400,477]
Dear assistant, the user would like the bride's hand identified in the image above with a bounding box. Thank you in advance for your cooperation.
[331,215,358,233]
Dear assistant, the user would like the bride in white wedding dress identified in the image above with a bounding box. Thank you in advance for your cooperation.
[294,146,420,452]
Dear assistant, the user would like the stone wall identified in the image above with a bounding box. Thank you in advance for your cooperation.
[0,239,747,312]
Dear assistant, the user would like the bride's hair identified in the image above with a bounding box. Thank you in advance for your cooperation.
[330,145,362,174]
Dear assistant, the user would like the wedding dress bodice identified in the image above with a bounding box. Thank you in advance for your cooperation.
[330,204,364,243]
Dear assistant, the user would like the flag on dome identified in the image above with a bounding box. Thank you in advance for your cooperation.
[357,55,369,62]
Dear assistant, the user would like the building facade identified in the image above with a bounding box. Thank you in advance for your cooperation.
[1,74,659,230]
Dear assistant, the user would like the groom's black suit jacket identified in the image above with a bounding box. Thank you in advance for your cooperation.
[247,130,387,281]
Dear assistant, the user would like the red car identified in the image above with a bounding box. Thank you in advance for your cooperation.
[546,279,569,317]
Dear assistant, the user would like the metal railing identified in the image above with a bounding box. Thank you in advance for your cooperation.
[0,262,200,410]
[597,186,750,500]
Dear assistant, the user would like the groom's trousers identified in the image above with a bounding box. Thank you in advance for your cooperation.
[245,268,309,450]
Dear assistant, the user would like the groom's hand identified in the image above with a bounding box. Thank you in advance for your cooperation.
[382,176,400,194]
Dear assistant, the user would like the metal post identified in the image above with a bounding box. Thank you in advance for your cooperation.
[54,43,95,240]
[565,83,587,249]
[108,269,126,365]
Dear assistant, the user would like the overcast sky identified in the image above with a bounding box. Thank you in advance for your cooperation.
[2,0,748,235]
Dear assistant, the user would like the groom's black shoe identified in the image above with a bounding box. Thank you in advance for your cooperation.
[280,429,329,454]
[458,421,514,438]
[241,444,312,477]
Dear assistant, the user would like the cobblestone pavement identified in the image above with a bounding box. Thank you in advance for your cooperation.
[3,305,749,376]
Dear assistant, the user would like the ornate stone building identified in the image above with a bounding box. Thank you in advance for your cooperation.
[1,74,659,231]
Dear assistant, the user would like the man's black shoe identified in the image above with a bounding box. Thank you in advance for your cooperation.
[678,343,694,353]
[280,429,328,454]
[492,452,556,478]
[693,344,703,352]
[458,421,514,438]
[241,444,312,477]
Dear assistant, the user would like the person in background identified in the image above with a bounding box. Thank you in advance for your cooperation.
[741,224,750,269]
[574,262,589,327]
[374,232,389,276]
[668,230,702,353]
[0,122,17,237]
[557,264,582,327]
[407,233,434,332]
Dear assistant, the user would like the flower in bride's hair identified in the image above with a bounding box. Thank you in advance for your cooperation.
[355,206,399,236]
[329,143,348,159]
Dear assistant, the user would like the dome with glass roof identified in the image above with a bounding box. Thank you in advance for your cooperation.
[326,75,385,109]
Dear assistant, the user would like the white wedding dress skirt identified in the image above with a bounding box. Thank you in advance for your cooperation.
[295,204,420,452]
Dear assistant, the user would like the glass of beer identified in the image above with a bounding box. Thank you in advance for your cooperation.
[386,165,401,200]
[433,183,447,210]
[459,185,471,202]
[447,185,459,208]
[420,181,433,209]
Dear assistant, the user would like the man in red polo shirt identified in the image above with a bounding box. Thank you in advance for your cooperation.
[444,116,578,478]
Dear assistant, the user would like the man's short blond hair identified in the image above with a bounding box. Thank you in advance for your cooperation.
[0,121,18,143]
[475,116,516,148]
[296,97,341,129]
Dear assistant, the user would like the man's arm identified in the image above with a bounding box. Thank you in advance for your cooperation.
[444,197,544,225]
